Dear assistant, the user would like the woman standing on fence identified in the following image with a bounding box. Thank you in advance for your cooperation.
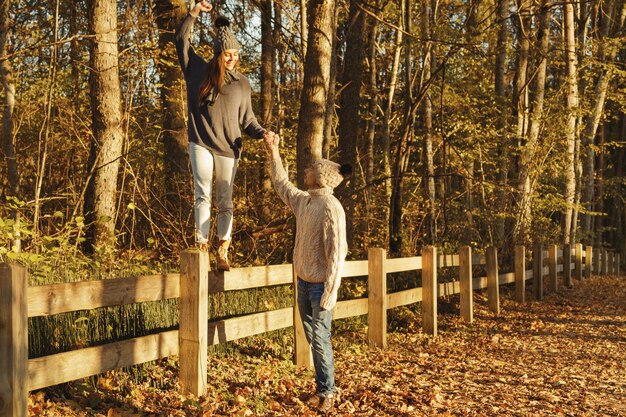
[175,1,271,270]
[264,132,351,413]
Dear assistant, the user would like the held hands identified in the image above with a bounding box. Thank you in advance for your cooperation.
[263,131,280,158]
[191,1,212,17]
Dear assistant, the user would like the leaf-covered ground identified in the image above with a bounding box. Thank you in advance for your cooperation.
[30,275,626,416]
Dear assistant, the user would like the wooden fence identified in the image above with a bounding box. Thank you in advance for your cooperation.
[0,244,621,417]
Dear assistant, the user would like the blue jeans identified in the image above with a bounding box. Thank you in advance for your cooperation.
[297,278,335,397]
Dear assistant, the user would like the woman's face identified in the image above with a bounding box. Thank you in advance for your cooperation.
[223,49,239,70]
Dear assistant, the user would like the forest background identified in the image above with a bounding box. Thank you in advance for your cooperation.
[0,0,625,365]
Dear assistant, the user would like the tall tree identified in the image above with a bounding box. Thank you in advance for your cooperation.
[0,0,20,251]
[296,0,335,186]
[580,0,625,240]
[421,0,435,245]
[494,0,510,246]
[338,0,372,245]
[562,0,579,244]
[260,0,274,126]
[84,0,125,250]
[514,0,551,243]
[0,0,17,200]
[153,0,189,211]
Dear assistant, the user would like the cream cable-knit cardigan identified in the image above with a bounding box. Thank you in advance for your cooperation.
[268,156,348,310]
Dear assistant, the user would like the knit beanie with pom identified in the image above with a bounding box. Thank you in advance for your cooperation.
[312,159,353,189]
[213,16,241,54]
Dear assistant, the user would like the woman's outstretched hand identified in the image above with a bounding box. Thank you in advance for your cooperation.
[190,1,212,17]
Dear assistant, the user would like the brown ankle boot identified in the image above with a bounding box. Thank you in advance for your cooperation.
[216,239,231,271]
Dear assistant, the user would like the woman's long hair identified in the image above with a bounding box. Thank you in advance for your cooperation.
[197,52,225,105]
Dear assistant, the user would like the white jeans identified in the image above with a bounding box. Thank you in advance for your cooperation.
[189,141,238,244]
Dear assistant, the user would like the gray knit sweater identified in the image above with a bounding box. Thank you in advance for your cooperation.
[268,157,348,310]
[175,14,266,158]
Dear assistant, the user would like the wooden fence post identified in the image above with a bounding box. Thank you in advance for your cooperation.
[575,243,583,280]
[368,248,387,348]
[608,252,614,275]
[515,245,526,303]
[487,247,500,315]
[459,246,473,323]
[179,250,208,397]
[533,243,544,300]
[593,248,600,276]
[422,246,437,337]
[293,265,312,368]
[563,244,572,287]
[548,244,558,293]
[585,245,592,280]
[0,263,28,417]
[603,249,608,275]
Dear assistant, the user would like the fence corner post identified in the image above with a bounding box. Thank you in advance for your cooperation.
[533,243,544,300]
[585,245,592,280]
[293,264,313,368]
[515,245,526,303]
[563,243,572,287]
[368,248,387,348]
[487,247,500,315]
[0,263,28,417]
[459,246,473,323]
[575,243,583,280]
[422,246,437,337]
[179,250,208,397]
[548,244,558,293]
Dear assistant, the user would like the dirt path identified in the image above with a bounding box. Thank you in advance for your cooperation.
[32,275,626,416]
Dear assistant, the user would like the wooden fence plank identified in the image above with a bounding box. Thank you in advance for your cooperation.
[27,273,181,318]
[487,247,500,315]
[422,247,437,337]
[28,330,178,391]
[459,246,473,323]
[0,264,28,417]
[515,245,526,303]
[548,244,558,293]
[533,243,544,300]
[179,250,208,397]
[207,264,292,292]
[368,248,387,348]
[387,288,422,309]
[385,257,420,273]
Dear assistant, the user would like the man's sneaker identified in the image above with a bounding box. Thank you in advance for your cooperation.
[318,396,334,414]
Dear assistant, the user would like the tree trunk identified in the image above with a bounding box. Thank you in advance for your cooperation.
[562,0,579,244]
[260,0,274,126]
[154,0,190,212]
[390,0,414,256]
[0,0,20,251]
[580,0,625,239]
[421,0,436,245]
[322,5,338,159]
[494,0,509,246]
[337,0,370,245]
[296,0,335,187]
[84,0,125,251]
[514,0,550,244]
[0,0,18,200]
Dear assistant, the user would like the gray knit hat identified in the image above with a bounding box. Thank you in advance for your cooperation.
[312,159,352,189]
[213,16,241,54]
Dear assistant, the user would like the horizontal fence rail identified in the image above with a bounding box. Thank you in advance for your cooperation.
[0,244,622,417]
